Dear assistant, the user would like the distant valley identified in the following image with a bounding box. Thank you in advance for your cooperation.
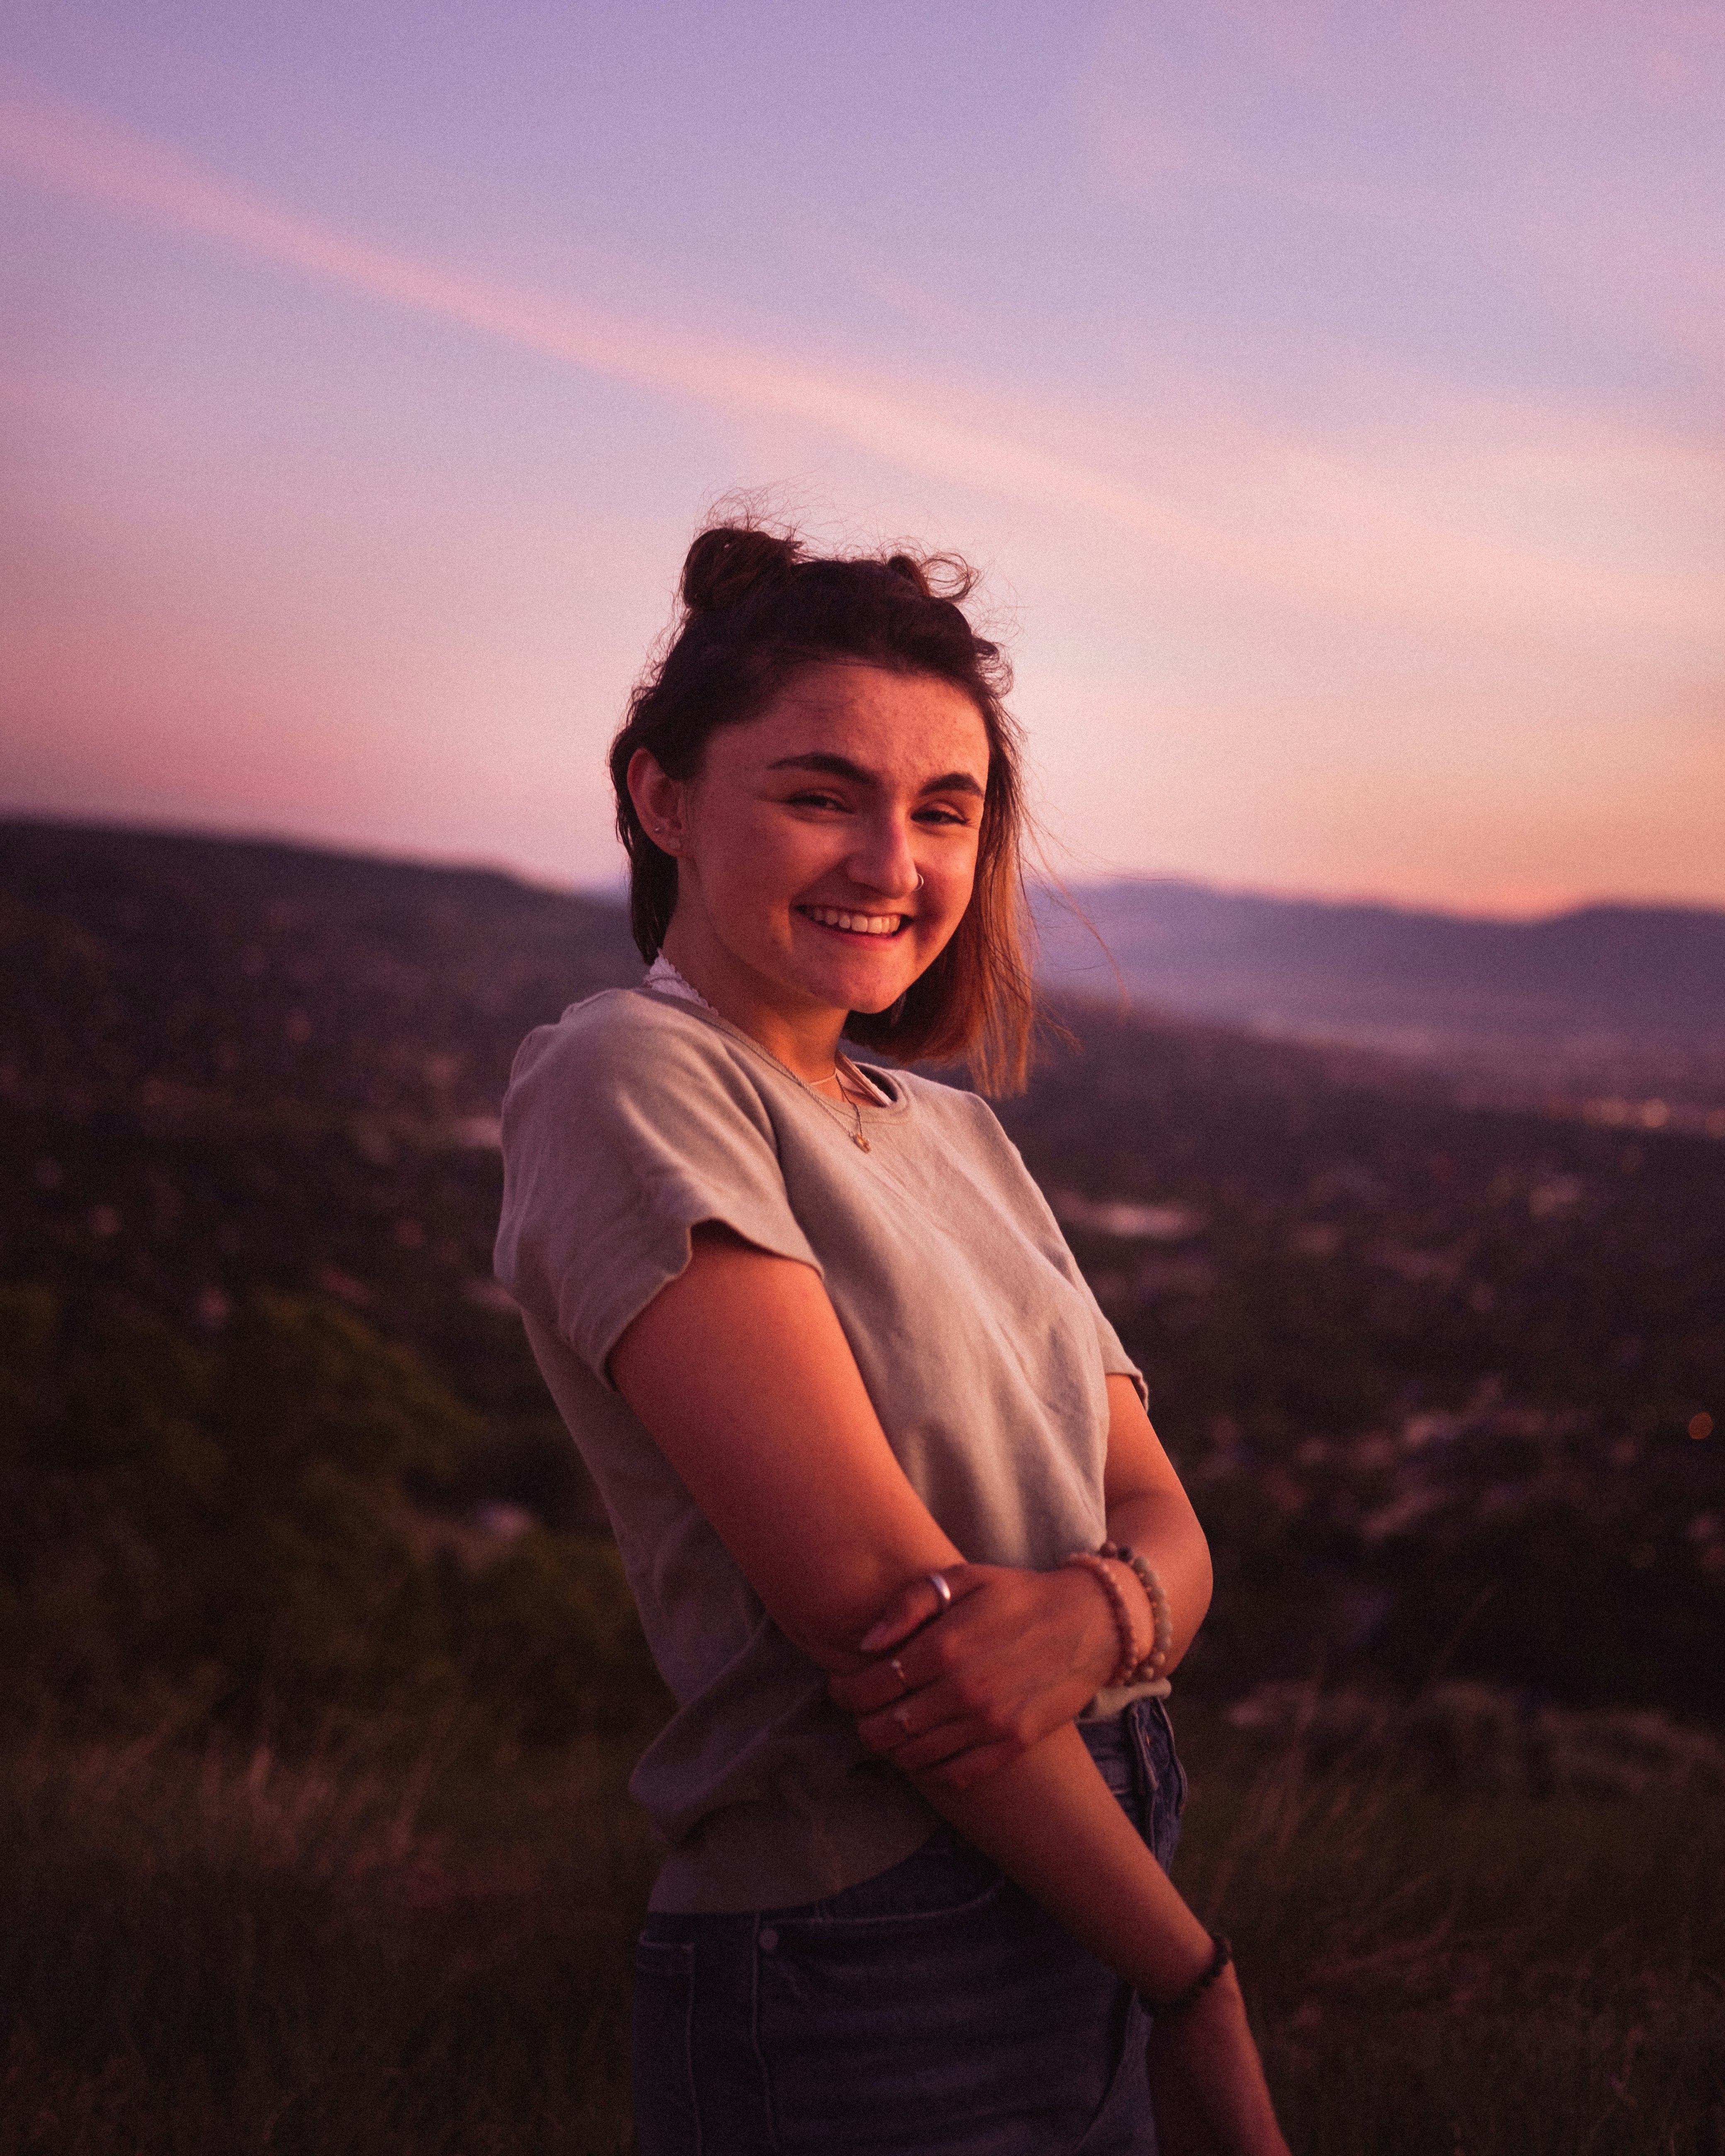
[1036,879,1725,1122]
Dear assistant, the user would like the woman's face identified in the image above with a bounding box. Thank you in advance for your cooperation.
[631,662,991,1032]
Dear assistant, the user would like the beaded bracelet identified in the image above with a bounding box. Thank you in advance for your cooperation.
[1062,1552,1143,1689]
[1101,1541,1174,1683]
[1141,1933,1232,2019]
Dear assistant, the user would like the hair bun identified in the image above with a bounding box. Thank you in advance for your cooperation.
[681,526,801,614]
[884,553,933,597]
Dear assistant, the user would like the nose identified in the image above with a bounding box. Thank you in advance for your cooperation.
[846,808,921,901]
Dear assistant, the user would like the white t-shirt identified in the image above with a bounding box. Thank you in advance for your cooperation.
[495,986,1144,1912]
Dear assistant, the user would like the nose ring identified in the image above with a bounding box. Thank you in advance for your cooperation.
[915,872,926,891]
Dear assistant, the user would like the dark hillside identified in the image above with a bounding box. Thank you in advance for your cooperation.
[2,820,1720,1732]
[1010,1003,1724,1709]
[1,819,643,1517]
[0,822,654,1747]
[0,818,641,1124]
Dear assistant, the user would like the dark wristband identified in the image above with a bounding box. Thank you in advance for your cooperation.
[1141,1932,1232,2018]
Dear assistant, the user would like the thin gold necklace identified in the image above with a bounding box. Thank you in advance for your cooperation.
[643,957,873,1151]
[804,1060,871,1151]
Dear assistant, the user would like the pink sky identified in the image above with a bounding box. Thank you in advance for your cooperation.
[2,1,1722,914]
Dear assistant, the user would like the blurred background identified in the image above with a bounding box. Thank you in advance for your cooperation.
[2,5,1723,2151]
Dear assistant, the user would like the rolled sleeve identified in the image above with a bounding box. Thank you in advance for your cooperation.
[494,993,820,1384]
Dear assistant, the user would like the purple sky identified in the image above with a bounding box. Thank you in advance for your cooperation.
[3,1,1722,913]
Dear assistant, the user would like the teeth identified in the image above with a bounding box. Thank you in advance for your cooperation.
[803,906,903,936]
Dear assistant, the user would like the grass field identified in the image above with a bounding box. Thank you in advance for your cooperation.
[4,1710,1721,2156]
[1173,1709,1725,2154]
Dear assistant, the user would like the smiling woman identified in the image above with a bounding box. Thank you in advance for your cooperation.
[495,523,1288,2154]
[607,526,1036,1093]
[627,664,991,1090]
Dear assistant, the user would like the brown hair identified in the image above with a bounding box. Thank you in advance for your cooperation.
[607,522,1036,1093]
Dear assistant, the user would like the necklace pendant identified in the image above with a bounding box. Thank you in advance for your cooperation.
[853,1131,872,1152]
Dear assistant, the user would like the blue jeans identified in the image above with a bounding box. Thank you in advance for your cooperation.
[633,1696,1186,2155]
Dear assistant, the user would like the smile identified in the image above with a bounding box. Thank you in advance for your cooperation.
[798,906,909,938]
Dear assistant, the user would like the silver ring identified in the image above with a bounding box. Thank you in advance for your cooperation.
[892,1705,913,1734]
[926,1570,952,1610]
[915,872,926,890]
[889,1656,909,1690]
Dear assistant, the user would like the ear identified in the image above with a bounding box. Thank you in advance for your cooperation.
[627,748,685,854]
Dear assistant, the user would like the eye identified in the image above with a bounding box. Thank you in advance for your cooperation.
[786,788,849,813]
[914,802,974,827]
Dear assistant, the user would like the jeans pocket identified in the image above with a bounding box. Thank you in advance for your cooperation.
[758,1876,1117,2154]
[633,1936,700,2156]
[782,1829,1004,1930]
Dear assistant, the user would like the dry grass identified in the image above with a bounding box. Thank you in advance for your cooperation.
[1173,1708,1725,2155]
[2,1713,1721,2154]
[0,1733,655,2155]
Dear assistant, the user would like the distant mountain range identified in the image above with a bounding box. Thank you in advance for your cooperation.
[1035,880,1725,1107]
[4,816,1720,1107]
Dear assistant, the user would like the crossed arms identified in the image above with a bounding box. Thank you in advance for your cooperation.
[611,1223,1288,2156]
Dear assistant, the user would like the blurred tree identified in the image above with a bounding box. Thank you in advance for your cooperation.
[0,1287,665,1748]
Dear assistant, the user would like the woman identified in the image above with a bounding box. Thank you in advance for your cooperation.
[495,524,1288,2154]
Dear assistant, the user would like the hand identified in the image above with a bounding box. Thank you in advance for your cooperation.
[827,1562,1122,1788]
[1145,1969,1290,2156]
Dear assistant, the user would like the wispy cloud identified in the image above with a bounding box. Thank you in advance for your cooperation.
[0,102,1241,557]
[2,96,1718,643]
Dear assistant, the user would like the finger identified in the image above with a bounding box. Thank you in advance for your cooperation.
[857,1578,947,1653]
[832,1640,931,1715]
[875,1719,977,1773]
[853,1691,949,1755]
[828,1660,913,1715]
[865,1696,1018,1776]
[858,1564,988,1652]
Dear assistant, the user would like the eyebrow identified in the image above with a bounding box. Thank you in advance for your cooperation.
[766,751,985,798]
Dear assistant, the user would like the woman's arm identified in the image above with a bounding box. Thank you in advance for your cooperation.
[610,1227,1286,2153]
[1103,1372,1215,1672]
[829,1375,1212,1784]
[608,1224,965,1671]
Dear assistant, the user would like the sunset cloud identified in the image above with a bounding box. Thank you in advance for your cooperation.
[5,96,1715,648]
[0,102,1232,558]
